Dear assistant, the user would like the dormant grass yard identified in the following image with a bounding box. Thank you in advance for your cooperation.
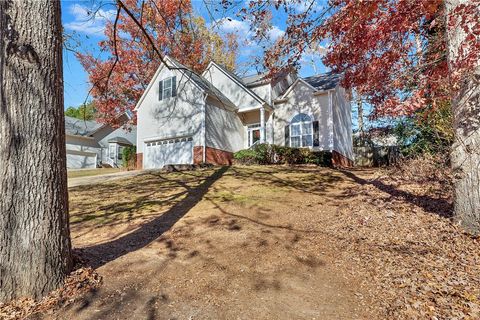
[16,165,479,319]
[67,168,124,179]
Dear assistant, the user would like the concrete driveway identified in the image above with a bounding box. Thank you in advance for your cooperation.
[68,170,144,188]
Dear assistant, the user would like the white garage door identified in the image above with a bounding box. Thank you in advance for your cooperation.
[66,151,97,169]
[144,137,193,169]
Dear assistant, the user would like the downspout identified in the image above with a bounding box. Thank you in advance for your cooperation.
[202,93,208,163]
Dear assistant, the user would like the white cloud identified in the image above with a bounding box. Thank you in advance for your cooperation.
[215,17,284,43]
[215,17,250,35]
[268,26,285,41]
[290,0,324,13]
[64,4,116,36]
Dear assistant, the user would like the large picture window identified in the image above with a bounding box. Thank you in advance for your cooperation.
[290,113,313,148]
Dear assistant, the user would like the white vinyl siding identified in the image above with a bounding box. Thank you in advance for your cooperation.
[66,151,97,169]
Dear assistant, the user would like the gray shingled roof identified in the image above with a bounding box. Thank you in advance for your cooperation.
[302,73,341,91]
[108,136,133,145]
[167,57,235,108]
[64,116,103,136]
[241,73,269,86]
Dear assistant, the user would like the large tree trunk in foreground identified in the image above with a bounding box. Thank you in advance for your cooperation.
[446,0,480,233]
[0,0,72,301]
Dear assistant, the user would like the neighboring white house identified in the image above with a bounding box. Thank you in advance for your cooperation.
[135,56,353,169]
[65,114,136,169]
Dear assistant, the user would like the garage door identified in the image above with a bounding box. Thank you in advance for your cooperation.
[144,137,193,169]
[66,151,97,169]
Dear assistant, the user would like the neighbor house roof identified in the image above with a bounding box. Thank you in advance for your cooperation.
[166,57,235,108]
[64,116,103,136]
[302,73,341,91]
[108,136,133,145]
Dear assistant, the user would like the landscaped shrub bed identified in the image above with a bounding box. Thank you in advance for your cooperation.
[233,144,332,166]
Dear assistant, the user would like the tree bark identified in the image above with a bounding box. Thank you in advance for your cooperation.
[0,0,72,301]
[446,0,480,233]
[356,92,364,136]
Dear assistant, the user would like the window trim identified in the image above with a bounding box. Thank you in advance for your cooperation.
[160,76,176,100]
[247,123,261,147]
[290,114,313,148]
[162,77,172,100]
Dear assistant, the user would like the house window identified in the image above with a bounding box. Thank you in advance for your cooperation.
[247,123,261,147]
[109,144,116,159]
[290,113,313,148]
[118,146,124,160]
[159,76,176,100]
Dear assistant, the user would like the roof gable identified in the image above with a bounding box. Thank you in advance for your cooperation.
[302,73,341,91]
[135,56,234,111]
[278,72,341,100]
[202,61,267,106]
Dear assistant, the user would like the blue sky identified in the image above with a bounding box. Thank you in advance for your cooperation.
[61,0,328,109]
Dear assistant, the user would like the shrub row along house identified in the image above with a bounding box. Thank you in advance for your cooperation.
[65,113,136,169]
[135,56,353,169]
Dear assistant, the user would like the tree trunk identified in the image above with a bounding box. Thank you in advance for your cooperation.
[446,0,480,233]
[356,92,364,136]
[0,0,72,301]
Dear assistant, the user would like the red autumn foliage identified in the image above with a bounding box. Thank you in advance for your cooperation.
[78,0,238,126]
[241,0,480,117]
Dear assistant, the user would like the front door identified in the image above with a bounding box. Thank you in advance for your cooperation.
[247,123,261,147]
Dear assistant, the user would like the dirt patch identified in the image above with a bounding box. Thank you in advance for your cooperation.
[63,166,371,319]
[3,165,478,319]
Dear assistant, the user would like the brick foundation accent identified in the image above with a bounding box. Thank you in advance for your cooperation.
[193,146,233,165]
[332,150,354,168]
[193,146,203,164]
[136,153,143,170]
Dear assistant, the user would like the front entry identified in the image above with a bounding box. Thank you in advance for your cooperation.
[247,123,261,148]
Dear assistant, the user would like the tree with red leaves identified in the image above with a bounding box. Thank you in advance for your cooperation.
[239,0,480,231]
[78,0,238,127]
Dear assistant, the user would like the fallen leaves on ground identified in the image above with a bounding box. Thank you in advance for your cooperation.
[329,159,480,319]
[0,265,102,320]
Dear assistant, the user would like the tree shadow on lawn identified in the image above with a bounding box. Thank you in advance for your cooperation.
[226,165,344,196]
[338,169,453,218]
[79,166,229,269]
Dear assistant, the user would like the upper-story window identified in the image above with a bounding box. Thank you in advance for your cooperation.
[159,76,176,100]
[290,113,313,147]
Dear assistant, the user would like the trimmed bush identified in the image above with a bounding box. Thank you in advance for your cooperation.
[122,146,137,169]
[233,149,258,165]
[233,144,332,166]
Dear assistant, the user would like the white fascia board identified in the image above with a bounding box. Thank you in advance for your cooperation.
[134,63,165,111]
[237,102,273,113]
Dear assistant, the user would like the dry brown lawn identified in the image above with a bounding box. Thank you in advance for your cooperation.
[67,168,124,179]
[24,165,479,319]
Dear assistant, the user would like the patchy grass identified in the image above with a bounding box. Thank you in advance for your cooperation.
[8,164,475,320]
[68,168,124,179]
[69,168,214,226]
